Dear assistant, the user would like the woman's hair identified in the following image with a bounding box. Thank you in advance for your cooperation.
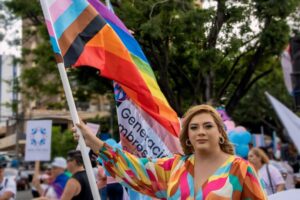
[250,147,270,164]
[179,104,234,155]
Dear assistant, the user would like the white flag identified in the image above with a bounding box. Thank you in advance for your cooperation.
[265,92,300,153]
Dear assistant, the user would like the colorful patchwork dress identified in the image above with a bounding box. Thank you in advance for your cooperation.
[99,144,267,200]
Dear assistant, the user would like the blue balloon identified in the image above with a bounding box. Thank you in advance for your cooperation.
[228,130,242,143]
[235,144,249,158]
[242,131,252,144]
[228,130,252,144]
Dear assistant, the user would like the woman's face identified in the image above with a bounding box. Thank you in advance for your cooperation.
[187,113,221,153]
[248,150,260,166]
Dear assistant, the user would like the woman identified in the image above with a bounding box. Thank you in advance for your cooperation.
[248,147,285,195]
[74,105,266,199]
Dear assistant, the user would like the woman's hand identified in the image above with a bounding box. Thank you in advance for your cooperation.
[72,121,104,153]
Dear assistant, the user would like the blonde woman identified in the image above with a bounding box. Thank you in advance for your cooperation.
[248,147,285,195]
[73,105,266,199]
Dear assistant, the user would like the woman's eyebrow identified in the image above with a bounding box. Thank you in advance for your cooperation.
[203,121,214,125]
[189,123,198,126]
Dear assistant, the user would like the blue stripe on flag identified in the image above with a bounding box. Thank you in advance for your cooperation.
[54,0,89,38]
[50,36,61,54]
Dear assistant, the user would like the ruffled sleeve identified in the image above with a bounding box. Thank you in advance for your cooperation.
[99,143,178,199]
[231,158,267,200]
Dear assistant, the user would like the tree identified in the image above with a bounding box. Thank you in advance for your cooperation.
[111,0,299,115]
[51,126,77,158]
[5,0,300,133]
[5,0,113,109]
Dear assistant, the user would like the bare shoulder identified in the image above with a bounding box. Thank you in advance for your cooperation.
[67,177,81,187]
[61,178,81,200]
[65,178,81,194]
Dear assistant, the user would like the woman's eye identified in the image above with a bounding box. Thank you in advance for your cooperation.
[190,126,198,130]
[204,124,213,129]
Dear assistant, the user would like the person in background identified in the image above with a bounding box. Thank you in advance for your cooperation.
[248,147,285,195]
[97,164,107,199]
[0,159,16,200]
[60,150,93,200]
[73,104,267,199]
[31,164,52,198]
[97,155,127,200]
[261,147,295,190]
[33,157,69,199]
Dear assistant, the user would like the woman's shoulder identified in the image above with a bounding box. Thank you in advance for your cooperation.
[230,156,256,172]
[230,156,259,180]
[232,156,251,165]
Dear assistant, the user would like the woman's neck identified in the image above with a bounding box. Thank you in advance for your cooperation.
[194,148,228,162]
[255,162,263,170]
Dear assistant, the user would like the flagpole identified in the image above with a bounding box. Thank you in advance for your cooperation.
[57,63,101,200]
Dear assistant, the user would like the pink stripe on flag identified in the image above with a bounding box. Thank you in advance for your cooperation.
[49,0,73,22]
[46,20,55,37]
[138,106,182,154]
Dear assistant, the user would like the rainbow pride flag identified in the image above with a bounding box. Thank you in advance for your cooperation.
[40,0,181,148]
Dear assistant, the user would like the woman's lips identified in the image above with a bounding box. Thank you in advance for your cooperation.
[196,139,208,143]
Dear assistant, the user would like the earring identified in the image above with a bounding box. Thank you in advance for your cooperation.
[186,139,192,147]
[219,137,225,144]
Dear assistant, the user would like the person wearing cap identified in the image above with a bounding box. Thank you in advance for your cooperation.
[60,150,93,200]
[0,158,16,200]
[33,157,69,199]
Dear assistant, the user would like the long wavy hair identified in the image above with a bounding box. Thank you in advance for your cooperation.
[249,147,270,164]
[179,104,234,155]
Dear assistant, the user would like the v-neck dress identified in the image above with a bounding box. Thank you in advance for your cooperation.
[99,143,267,200]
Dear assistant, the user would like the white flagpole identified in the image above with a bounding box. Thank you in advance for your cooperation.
[57,63,101,200]
[39,0,99,197]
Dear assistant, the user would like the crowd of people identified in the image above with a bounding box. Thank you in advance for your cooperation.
[28,150,128,200]
[0,104,300,199]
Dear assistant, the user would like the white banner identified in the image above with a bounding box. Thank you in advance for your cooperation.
[116,99,181,158]
[265,92,300,153]
[25,120,52,161]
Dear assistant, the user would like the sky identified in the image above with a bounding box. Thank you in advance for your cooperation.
[0,0,22,58]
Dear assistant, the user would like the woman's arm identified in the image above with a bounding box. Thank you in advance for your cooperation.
[32,161,44,196]
[241,163,268,199]
[74,122,175,199]
[276,183,285,192]
[60,178,80,200]
[268,164,285,193]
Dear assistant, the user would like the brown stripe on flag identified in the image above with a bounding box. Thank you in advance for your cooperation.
[58,5,99,56]
[54,53,63,63]
[63,15,106,67]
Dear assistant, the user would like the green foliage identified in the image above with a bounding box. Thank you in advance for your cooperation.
[51,126,77,158]
[5,0,300,136]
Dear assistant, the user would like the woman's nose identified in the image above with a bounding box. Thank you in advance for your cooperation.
[197,128,206,135]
